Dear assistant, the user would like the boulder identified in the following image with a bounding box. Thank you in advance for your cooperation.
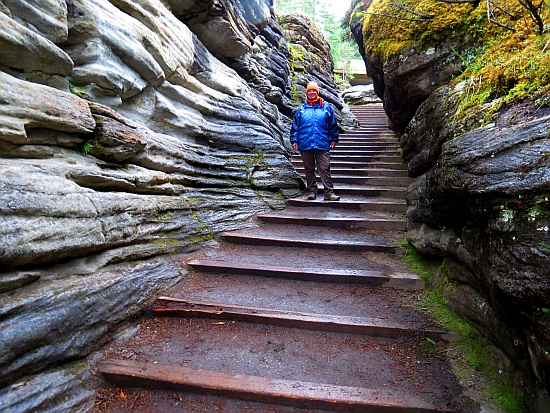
[341,84,381,105]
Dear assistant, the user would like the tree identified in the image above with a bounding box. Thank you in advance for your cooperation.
[274,0,361,70]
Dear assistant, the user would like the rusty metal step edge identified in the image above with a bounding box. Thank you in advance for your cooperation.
[186,260,421,289]
[153,297,454,342]
[98,359,452,413]
[220,234,403,254]
[257,215,406,231]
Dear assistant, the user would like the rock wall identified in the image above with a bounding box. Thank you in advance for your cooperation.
[0,0,343,410]
[356,0,550,410]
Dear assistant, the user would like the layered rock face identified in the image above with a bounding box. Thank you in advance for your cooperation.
[0,0,342,410]
[357,0,549,409]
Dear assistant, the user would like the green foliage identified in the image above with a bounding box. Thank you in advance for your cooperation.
[81,140,96,155]
[275,0,361,68]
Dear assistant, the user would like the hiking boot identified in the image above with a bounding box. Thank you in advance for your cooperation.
[324,193,340,201]
[306,193,316,200]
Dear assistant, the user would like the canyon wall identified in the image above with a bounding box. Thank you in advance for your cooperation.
[0,0,344,410]
[353,0,550,410]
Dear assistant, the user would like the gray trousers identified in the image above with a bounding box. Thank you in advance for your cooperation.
[300,149,334,195]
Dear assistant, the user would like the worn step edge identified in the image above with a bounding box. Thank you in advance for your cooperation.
[293,168,409,178]
[304,185,407,197]
[291,161,408,170]
[287,199,407,213]
[220,233,403,254]
[257,214,406,231]
[187,259,422,289]
[99,359,451,413]
[328,177,414,187]
[153,297,455,342]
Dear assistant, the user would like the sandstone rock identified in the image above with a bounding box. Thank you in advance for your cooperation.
[0,72,95,144]
[405,105,550,393]
[355,0,550,398]
[1,0,68,43]
[0,364,94,413]
[0,259,182,386]
[0,0,339,407]
[169,0,254,58]
[0,10,73,75]
[357,1,477,134]
[341,84,381,105]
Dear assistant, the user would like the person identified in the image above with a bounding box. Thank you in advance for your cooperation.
[290,81,340,201]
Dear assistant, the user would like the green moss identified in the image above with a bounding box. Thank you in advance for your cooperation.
[363,0,486,61]
[186,233,214,244]
[364,0,550,123]
[400,241,526,413]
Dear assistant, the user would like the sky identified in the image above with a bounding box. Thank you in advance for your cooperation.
[322,0,350,20]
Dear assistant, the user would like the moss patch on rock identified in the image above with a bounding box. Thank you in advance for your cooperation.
[363,0,550,122]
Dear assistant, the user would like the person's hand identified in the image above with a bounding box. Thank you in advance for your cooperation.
[330,141,337,150]
[292,143,298,151]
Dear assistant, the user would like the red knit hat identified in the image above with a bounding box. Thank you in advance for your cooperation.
[306,82,320,93]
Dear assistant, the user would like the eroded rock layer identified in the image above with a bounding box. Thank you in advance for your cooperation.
[0,0,344,410]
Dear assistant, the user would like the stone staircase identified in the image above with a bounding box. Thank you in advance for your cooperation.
[92,104,475,412]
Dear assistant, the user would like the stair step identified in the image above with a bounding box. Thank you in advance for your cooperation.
[330,146,399,156]
[287,198,407,212]
[187,259,422,288]
[258,213,406,230]
[220,226,403,254]
[153,297,454,341]
[99,359,453,413]
[293,167,409,177]
[330,176,414,186]
[331,155,404,162]
[292,160,408,171]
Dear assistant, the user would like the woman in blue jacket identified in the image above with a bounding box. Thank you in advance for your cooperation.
[290,81,340,201]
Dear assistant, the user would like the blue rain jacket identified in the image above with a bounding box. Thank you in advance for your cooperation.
[290,100,339,151]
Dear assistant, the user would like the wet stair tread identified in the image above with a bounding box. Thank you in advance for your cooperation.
[258,206,403,220]
[99,359,454,413]
[187,258,422,288]
[286,188,408,201]
[187,243,402,273]
[286,199,407,214]
[160,270,426,323]
[293,168,410,177]
[257,208,406,230]
[220,224,403,253]
[153,297,454,341]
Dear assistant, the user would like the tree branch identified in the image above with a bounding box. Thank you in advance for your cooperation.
[486,0,515,31]
[389,0,434,20]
